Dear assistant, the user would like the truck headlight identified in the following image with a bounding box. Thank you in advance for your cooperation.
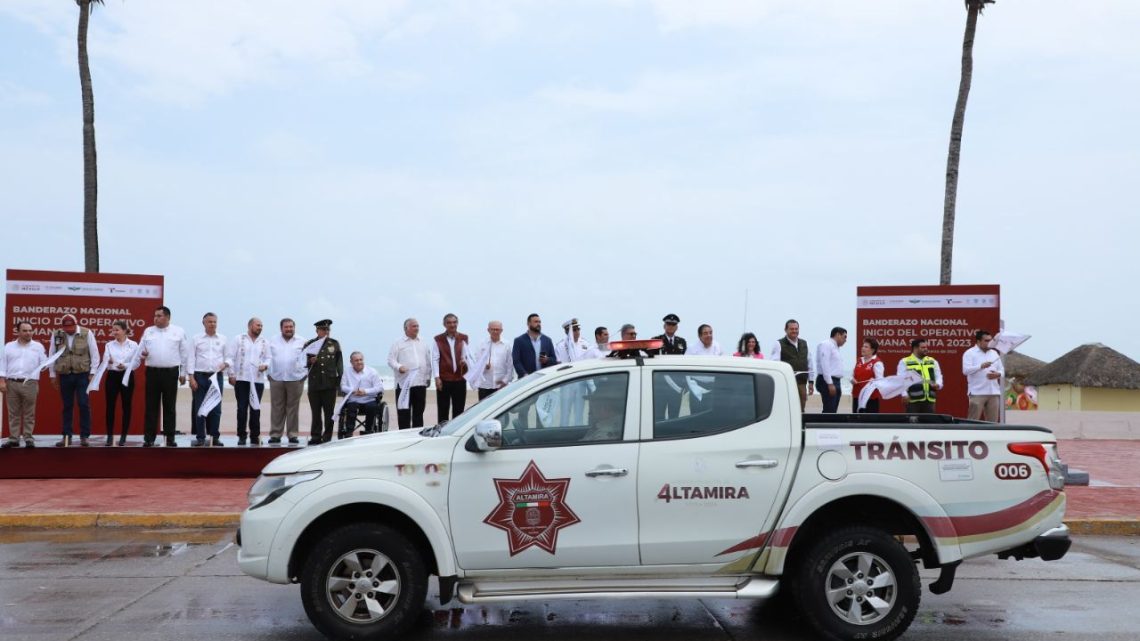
[247,471,322,509]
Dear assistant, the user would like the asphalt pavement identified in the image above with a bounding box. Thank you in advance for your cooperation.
[0,528,1137,641]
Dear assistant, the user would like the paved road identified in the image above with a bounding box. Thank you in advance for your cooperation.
[1,528,1137,641]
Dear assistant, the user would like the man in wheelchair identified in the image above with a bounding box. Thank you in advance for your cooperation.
[338,351,385,438]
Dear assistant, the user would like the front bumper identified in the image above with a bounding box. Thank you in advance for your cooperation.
[997,524,1072,562]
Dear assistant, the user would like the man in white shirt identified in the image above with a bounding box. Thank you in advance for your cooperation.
[431,313,469,424]
[187,312,227,447]
[815,327,848,414]
[388,318,432,429]
[48,314,100,446]
[467,321,514,400]
[341,351,384,434]
[227,317,271,445]
[139,305,190,447]
[1,321,47,448]
[962,329,1005,422]
[771,319,815,411]
[267,318,307,444]
[688,324,724,356]
[556,318,591,424]
[583,326,611,359]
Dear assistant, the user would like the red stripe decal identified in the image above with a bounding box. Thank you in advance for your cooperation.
[922,490,1060,538]
[716,527,798,557]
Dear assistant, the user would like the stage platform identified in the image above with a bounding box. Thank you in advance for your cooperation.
[0,435,308,479]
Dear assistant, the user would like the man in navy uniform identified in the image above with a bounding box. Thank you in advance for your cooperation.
[652,313,687,420]
[304,319,343,445]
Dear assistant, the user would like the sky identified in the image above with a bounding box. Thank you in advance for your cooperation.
[1,0,1138,370]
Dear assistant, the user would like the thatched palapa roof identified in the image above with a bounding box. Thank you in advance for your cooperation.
[1002,352,1046,379]
[1025,344,1140,390]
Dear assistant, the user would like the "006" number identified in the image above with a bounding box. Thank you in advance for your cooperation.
[994,463,1032,480]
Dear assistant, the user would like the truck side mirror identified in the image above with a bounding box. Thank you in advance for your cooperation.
[471,420,502,452]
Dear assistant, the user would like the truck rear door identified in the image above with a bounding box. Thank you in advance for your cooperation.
[636,366,796,566]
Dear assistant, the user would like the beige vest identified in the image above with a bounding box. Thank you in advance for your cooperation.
[53,328,92,375]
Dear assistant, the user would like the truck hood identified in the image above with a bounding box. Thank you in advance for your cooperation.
[260,429,427,474]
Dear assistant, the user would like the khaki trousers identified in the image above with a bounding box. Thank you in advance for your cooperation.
[968,395,1001,422]
[5,380,39,442]
[269,378,304,438]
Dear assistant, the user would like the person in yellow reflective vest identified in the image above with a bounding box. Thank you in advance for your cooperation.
[897,338,943,414]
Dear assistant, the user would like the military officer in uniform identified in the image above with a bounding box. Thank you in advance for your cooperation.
[303,319,343,445]
[651,313,687,420]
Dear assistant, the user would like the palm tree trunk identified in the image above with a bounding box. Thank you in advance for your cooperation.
[78,0,100,272]
[940,2,981,286]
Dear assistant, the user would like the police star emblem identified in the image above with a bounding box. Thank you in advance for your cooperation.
[483,460,581,556]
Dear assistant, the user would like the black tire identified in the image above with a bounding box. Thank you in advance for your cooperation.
[792,526,920,641]
[300,523,428,641]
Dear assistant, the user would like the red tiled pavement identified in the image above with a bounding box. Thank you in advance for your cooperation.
[0,440,1135,522]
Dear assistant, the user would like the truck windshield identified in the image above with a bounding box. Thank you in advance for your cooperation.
[436,371,546,437]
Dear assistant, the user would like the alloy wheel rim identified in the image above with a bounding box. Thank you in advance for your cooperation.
[824,551,897,625]
[326,548,401,624]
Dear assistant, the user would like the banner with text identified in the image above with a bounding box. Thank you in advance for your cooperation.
[4,269,164,436]
[856,285,1000,419]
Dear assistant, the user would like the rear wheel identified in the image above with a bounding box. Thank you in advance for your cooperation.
[793,526,920,641]
[300,523,427,641]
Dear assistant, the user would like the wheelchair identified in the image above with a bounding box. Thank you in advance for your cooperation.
[336,395,390,439]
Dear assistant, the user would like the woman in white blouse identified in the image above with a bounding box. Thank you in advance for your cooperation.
[102,320,140,446]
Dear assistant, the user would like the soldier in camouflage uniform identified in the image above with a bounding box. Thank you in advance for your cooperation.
[304,319,343,445]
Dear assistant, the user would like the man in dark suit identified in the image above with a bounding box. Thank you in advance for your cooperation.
[652,313,688,420]
[512,313,558,378]
[303,319,343,445]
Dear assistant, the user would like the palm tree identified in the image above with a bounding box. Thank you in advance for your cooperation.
[77,0,103,272]
[940,0,994,285]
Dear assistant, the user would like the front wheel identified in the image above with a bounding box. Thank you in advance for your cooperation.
[793,526,920,641]
[300,523,427,641]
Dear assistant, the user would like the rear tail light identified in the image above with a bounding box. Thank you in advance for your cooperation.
[1008,442,1065,490]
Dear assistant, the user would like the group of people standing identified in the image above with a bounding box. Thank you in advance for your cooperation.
[0,308,1010,449]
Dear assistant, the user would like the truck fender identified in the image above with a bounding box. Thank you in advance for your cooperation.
[266,478,457,583]
[761,472,962,575]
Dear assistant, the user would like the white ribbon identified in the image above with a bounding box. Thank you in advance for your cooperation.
[663,374,682,394]
[857,372,920,410]
[87,352,111,393]
[198,375,222,417]
[121,343,142,387]
[302,337,326,358]
[248,363,261,411]
[38,347,67,372]
[397,368,419,410]
[686,376,711,401]
[465,343,492,388]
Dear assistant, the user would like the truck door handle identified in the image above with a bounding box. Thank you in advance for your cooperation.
[736,459,779,469]
[585,467,629,478]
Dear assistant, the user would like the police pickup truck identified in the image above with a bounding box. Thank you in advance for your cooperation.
[237,340,1070,641]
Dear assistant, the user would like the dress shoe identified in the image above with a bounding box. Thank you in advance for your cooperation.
[190,439,205,447]
[308,438,322,446]
[80,438,90,447]
[24,440,35,449]
[250,437,261,446]
[237,437,247,446]
[142,440,154,448]
[105,436,114,447]
[267,437,281,444]
[165,439,178,447]
[118,436,127,446]
[212,437,224,447]
[55,436,72,447]
[1,440,18,449]
[288,437,299,445]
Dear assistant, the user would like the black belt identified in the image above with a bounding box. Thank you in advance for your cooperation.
[147,365,180,371]
[6,377,33,383]
[194,371,219,376]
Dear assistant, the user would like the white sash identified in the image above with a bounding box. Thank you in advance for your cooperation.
[465,344,492,388]
[857,373,920,410]
[39,346,67,372]
[87,351,111,393]
[198,375,222,417]
[397,368,419,410]
[121,343,142,387]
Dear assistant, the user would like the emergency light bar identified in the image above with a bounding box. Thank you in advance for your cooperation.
[607,339,664,352]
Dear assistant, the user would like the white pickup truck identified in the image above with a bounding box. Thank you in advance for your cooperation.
[237,348,1070,641]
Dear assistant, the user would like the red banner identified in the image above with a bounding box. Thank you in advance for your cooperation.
[856,285,1000,418]
[4,269,164,436]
